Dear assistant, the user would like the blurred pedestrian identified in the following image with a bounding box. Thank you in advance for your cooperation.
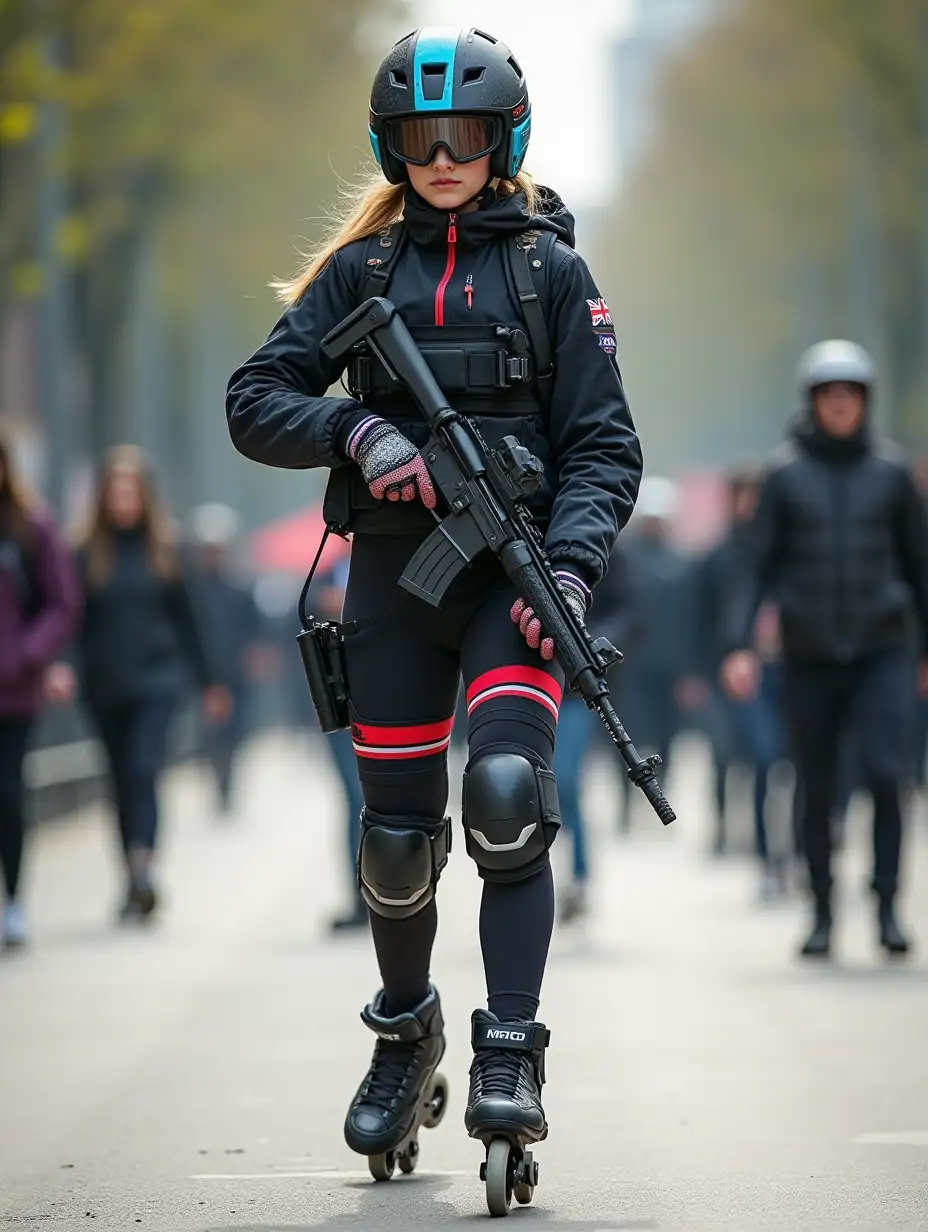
[51,446,229,922]
[617,477,692,829]
[553,545,638,922]
[914,455,928,791]
[694,467,793,894]
[188,502,275,814]
[0,428,80,948]
[723,342,928,959]
[306,556,366,933]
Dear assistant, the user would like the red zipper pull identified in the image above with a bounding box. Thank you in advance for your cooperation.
[447,212,457,244]
[465,274,474,310]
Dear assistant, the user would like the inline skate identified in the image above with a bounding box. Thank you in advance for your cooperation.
[464,1009,550,1217]
[344,985,448,1180]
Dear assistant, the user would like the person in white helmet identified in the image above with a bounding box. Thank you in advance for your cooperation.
[722,341,928,959]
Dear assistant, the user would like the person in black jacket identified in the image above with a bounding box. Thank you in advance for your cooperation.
[305,553,368,934]
[226,26,642,1194]
[188,503,273,815]
[694,467,792,890]
[915,455,928,790]
[552,544,638,923]
[722,341,928,960]
[616,478,692,830]
[51,447,229,921]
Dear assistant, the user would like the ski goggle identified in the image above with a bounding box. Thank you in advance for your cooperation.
[385,114,502,166]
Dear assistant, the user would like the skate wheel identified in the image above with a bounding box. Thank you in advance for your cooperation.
[423,1074,448,1130]
[399,1140,419,1175]
[368,1150,396,1182]
[484,1138,514,1217]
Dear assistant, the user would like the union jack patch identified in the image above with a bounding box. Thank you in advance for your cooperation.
[587,297,612,327]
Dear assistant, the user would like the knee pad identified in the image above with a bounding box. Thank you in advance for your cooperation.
[461,750,560,883]
[358,808,451,920]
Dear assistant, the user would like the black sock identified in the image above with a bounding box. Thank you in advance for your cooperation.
[479,862,554,1023]
[368,898,437,1016]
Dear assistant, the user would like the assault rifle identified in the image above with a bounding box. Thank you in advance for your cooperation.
[321,297,675,825]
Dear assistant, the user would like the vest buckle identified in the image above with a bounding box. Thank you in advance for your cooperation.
[498,353,530,386]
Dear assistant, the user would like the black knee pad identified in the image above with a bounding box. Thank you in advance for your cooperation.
[358,808,451,920]
[461,750,560,883]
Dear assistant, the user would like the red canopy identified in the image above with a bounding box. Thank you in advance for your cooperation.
[249,505,349,574]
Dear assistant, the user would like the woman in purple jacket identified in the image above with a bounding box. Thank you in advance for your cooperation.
[0,429,80,948]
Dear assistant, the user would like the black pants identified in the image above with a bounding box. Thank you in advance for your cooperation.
[92,696,175,862]
[783,650,914,902]
[343,536,562,1020]
[202,686,247,808]
[0,716,32,900]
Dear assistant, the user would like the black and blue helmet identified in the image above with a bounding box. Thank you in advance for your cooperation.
[369,27,532,185]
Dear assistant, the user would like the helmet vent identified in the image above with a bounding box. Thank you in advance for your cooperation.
[506,55,523,79]
[473,28,498,44]
[463,67,486,85]
[421,63,448,101]
[389,69,408,88]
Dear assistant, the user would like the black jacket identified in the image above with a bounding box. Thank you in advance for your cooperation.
[188,567,263,693]
[77,530,214,710]
[693,525,754,678]
[621,533,695,679]
[727,420,928,662]
[585,546,640,648]
[226,186,642,587]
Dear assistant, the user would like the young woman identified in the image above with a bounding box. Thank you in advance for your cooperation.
[59,447,228,921]
[227,26,641,1202]
[0,429,79,948]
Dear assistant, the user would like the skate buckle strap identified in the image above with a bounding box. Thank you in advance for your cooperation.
[472,1020,550,1053]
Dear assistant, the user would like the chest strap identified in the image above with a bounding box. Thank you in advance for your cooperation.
[357,222,408,302]
[506,231,556,413]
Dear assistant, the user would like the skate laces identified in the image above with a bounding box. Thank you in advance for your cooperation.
[472,1047,534,1100]
[362,1039,418,1110]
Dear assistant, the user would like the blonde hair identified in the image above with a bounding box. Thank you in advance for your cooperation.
[274,168,542,306]
[76,444,178,588]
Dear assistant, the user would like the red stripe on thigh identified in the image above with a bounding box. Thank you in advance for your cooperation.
[465,665,563,708]
[351,714,454,760]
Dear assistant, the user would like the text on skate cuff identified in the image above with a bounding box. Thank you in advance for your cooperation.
[471,1020,550,1054]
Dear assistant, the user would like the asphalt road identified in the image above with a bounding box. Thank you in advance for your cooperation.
[2,731,927,1231]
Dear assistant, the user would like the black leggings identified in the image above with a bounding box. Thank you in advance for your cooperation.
[92,696,175,862]
[343,535,561,1021]
[0,716,32,900]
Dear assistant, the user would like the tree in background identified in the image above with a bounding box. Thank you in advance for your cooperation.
[1,0,402,515]
[598,0,926,471]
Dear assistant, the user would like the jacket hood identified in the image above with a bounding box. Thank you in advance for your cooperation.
[402,184,576,251]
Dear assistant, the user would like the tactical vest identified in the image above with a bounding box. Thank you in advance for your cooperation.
[323,222,559,536]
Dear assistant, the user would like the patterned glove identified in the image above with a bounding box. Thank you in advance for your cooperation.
[510,569,591,662]
[347,416,437,509]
